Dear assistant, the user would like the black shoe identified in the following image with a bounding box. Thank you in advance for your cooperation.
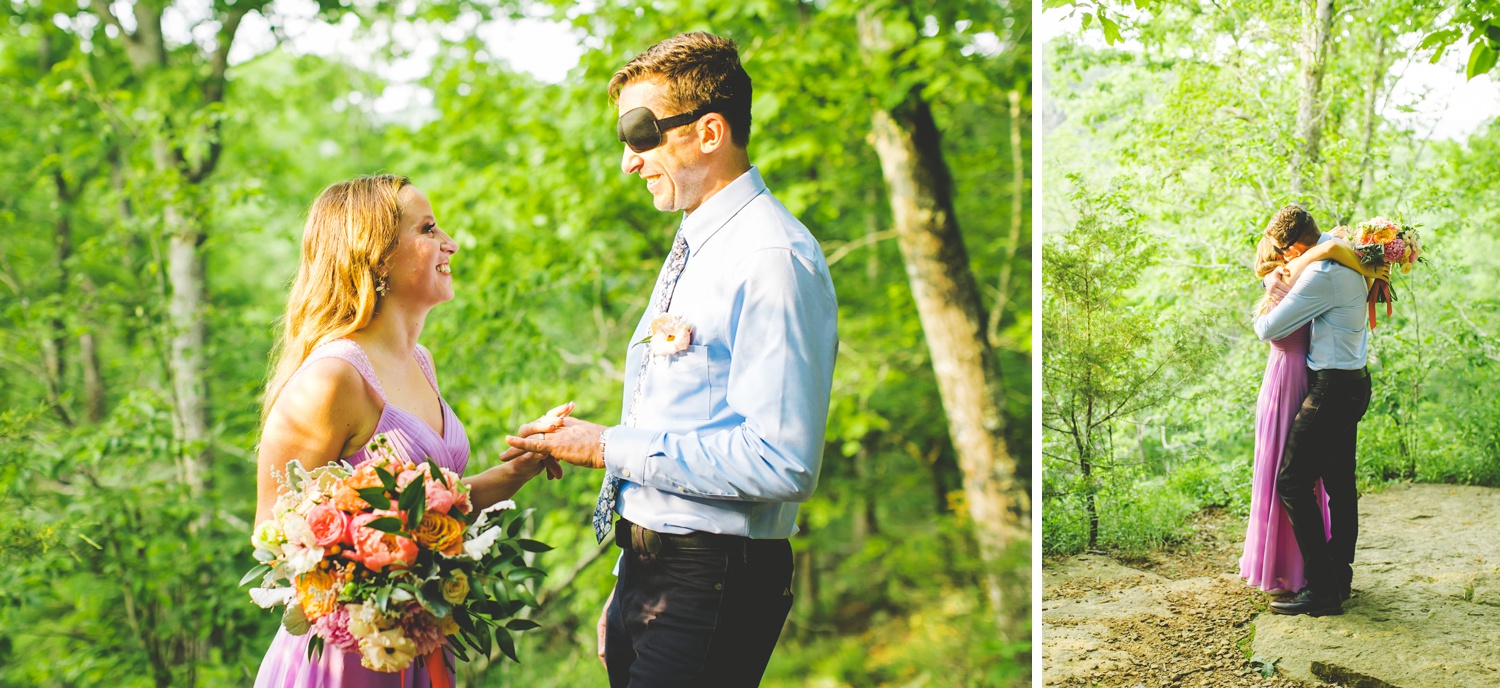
[1269,588,1343,616]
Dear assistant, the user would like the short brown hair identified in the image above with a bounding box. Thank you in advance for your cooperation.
[608,32,753,147]
[1264,204,1319,249]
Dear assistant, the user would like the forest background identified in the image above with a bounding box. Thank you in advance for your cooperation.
[1041,0,1500,556]
[0,0,1031,686]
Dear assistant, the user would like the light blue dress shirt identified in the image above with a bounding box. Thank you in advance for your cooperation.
[1253,233,1369,370]
[603,167,839,539]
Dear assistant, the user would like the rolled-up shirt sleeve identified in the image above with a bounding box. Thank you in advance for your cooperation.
[603,247,838,503]
[1254,269,1333,341]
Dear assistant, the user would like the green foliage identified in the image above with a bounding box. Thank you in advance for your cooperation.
[1042,178,1216,551]
[1043,0,1500,557]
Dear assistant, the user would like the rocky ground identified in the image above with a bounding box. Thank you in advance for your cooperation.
[1042,483,1500,687]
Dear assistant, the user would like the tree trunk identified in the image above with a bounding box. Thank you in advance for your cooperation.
[44,171,75,426]
[991,87,1028,347]
[868,85,1028,632]
[1348,29,1387,219]
[159,162,210,496]
[1291,0,1336,197]
[1082,455,1099,550]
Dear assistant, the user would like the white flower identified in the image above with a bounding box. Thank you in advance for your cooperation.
[280,513,325,575]
[251,520,286,552]
[648,314,693,356]
[360,628,417,672]
[463,526,504,560]
[249,586,295,609]
[345,602,381,639]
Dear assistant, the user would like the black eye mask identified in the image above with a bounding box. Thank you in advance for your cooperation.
[617,105,713,153]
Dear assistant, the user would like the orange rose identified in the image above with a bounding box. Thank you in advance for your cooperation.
[295,568,341,622]
[411,510,466,556]
[332,466,385,512]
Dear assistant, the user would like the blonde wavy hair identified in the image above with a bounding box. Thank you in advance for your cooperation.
[262,174,411,421]
[1253,235,1286,316]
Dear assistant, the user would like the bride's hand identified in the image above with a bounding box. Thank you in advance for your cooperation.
[1263,269,1291,303]
[497,402,574,479]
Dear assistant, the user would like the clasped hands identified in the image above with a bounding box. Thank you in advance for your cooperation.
[496,401,609,480]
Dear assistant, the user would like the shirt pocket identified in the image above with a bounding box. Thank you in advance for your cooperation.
[645,344,712,420]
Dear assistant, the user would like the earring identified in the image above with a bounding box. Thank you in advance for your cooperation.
[375,277,388,296]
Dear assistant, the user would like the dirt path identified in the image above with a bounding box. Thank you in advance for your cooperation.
[1042,483,1500,687]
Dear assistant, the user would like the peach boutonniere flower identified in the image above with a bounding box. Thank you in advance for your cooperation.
[637,314,693,356]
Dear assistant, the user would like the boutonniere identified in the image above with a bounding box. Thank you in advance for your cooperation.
[635,314,693,356]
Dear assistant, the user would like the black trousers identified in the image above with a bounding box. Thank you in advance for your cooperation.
[605,530,794,688]
[1276,369,1372,593]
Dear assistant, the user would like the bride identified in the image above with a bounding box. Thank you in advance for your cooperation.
[252,174,560,686]
[1239,224,1376,596]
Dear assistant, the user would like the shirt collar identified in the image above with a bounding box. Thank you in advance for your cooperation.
[679,166,766,255]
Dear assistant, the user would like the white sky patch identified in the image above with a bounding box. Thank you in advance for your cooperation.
[215,0,583,123]
[1039,5,1499,142]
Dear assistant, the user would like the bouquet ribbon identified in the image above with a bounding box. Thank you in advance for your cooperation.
[399,649,452,688]
[1367,277,1395,329]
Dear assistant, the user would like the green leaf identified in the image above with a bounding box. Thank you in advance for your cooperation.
[427,460,448,488]
[375,585,392,613]
[1469,43,1498,80]
[374,465,397,492]
[239,564,272,587]
[357,487,392,510]
[506,513,526,538]
[452,605,478,635]
[363,516,405,535]
[496,626,518,663]
[515,538,553,552]
[505,618,540,631]
[1099,14,1123,46]
[399,476,426,530]
[1419,27,1462,51]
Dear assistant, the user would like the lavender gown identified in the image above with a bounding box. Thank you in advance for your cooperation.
[1239,323,1332,592]
[255,339,470,688]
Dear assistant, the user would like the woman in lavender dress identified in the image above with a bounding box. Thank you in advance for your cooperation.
[1239,232,1375,595]
[253,175,558,687]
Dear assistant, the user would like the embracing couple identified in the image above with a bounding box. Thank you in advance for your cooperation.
[1239,204,1391,617]
[251,32,839,687]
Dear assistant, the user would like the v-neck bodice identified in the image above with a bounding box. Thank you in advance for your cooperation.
[291,338,470,476]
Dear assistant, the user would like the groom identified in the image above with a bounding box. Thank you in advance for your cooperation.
[507,32,839,686]
[1254,204,1386,616]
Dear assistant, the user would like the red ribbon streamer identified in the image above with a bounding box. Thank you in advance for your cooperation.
[399,649,450,688]
[1366,278,1395,329]
[427,649,452,688]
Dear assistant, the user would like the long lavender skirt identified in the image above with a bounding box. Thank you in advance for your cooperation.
[253,627,437,688]
[1239,324,1332,593]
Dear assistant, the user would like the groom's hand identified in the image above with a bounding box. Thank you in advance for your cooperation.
[506,417,607,470]
[497,402,574,479]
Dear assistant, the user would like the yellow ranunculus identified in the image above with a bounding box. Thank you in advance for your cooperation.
[412,510,466,556]
[441,570,470,605]
[295,568,341,622]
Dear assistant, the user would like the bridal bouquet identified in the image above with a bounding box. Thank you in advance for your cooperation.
[1342,217,1424,328]
[242,436,548,681]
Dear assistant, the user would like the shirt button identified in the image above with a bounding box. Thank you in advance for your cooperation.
[622,469,631,478]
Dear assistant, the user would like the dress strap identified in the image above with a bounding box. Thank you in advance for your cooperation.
[414,343,440,395]
[298,338,388,403]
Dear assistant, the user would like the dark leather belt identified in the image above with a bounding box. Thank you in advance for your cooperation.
[614,518,767,555]
[1311,367,1368,382]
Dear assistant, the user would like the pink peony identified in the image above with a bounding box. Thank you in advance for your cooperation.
[306,503,351,547]
[313,604,361,653]
[346,510,417,571]
[424,477,459,514]
[1382,238,1407,264]
[399,603,446,657]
